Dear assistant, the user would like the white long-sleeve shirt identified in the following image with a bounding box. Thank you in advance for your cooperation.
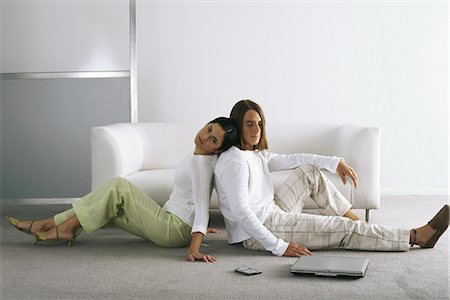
[163,154,217,235]
[214,146,341,256]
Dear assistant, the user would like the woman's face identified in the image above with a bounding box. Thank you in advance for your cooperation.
[194,123,226,154]
[242,109,262,150]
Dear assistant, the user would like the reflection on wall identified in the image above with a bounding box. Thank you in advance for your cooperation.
[1,78,130,198]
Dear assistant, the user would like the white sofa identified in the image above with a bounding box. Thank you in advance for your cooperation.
[91,123,380,221]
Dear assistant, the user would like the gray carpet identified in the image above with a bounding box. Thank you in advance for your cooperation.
[1,196,449,300]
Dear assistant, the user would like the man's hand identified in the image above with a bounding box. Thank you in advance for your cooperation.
[186,251,217,263]
[337,160,359,189]
[283,243,314,257]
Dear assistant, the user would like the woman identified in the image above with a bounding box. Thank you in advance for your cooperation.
[214,100,449,257]
[7,117,239,263]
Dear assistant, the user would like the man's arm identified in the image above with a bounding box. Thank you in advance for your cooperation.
[216,158,289,256]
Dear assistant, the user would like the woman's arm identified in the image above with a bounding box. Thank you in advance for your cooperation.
[186,232,216,262]
[186,155,216,262]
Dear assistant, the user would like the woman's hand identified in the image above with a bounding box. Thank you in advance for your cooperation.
[187,231,217,262]
[186,251,217,263]
[283,243,313,257]
[336,159,359,189]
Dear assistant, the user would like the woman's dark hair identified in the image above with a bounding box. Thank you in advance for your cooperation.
[230,99,268,150]
[209,117,240,152]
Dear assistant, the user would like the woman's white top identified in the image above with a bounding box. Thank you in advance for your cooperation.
[163,154,217,235]
[214,146,341,256]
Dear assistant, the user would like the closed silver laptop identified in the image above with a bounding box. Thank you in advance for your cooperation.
[290,256,369,278]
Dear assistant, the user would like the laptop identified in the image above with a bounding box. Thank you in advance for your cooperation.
[290,256,369,278]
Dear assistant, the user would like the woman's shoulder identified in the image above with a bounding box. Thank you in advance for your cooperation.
[176,153,217,170]
[190,153,218,168]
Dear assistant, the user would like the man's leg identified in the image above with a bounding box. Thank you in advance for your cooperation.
[275,164,352,217]
[244,211,409,252]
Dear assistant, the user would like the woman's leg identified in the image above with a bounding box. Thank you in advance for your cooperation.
[54,208,76,226]
[244,211,410,252]
[69,177,191,247]
[274,164,355,219]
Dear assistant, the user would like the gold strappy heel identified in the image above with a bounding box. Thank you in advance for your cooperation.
[36,225,76,247]
[6,217,38,243]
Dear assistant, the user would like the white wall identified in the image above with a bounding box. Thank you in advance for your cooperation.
[137,1,448,195]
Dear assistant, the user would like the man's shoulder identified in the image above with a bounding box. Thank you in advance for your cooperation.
[218,145,241,157]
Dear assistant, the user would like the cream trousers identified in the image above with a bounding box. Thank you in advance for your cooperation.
[244,165,410,252]
[54,177,192,247]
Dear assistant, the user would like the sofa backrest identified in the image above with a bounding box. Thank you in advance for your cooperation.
[267,123,338,156]
[131,122,346,170]
[132,122,342,171]
[132,122,200,170]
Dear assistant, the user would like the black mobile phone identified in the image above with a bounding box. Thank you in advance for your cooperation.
[234,267,262,276]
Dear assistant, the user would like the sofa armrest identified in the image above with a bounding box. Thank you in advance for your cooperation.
[332,125,380,210]
[91,123,144,190]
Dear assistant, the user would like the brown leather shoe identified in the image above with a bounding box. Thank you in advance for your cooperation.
[422,204,449,248]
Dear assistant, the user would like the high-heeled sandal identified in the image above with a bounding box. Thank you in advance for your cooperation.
[6,217,38,242]
[36,225,76,247]
[411,204,449,248]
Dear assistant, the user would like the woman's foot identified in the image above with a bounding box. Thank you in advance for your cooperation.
[8,217,54,235]
[40,225,77,242]
[37,215,81,242]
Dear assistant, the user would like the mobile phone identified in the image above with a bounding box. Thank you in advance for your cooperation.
[234,267,262,276]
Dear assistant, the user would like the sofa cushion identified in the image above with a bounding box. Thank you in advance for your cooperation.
[125,169,175,205]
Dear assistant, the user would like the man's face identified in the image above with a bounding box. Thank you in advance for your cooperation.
[242,109,262,150]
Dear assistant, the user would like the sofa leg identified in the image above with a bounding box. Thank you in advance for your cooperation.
[365,209,370,222]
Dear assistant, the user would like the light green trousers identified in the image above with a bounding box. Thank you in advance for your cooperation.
[54,177,192,247]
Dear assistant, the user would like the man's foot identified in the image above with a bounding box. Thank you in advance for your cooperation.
[410,225,437,247]
[344,210,363,222]
[411,205,449,248]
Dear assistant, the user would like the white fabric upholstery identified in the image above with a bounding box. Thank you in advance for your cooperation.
[91,123,380,214]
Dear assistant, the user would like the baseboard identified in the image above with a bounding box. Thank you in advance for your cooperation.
[381,188,449,196]
[1,190,449,205]
[1,198,77,204]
